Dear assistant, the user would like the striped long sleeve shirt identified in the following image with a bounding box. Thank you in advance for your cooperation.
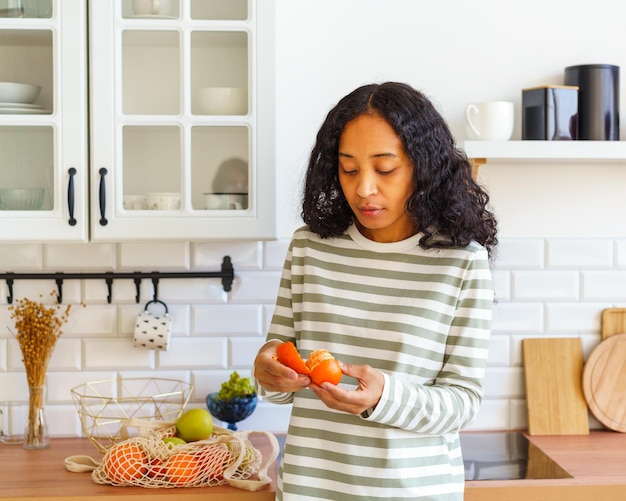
[256,225,494,500]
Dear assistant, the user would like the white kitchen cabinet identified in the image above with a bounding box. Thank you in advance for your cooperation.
[0,0,88,241]
[0,0,275,242]
[89,0,275,241]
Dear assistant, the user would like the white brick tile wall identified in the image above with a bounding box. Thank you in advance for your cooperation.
[192,304,263,336]
[119,242,190,270]
[229,337,267,367]
[491,302,543,333]
[582,270,626,299]
[1,236,615,438]
[194,242,262,270]
[616,240,626,268]
[45,243,117,269]
[85,339,155,370]
[486,334,510,366]
[467,399,510,430]
[492,270,511,302]
[157,337,228,369]
[512,270,579,300]
[547,239,613,268]
[0,243,42,269]
[263,239,289,270]
[495,239,544,268]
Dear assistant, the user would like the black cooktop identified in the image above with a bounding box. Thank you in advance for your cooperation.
[460,432,572,481]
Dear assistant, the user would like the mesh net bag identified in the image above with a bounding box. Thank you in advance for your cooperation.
[89,420,278,490]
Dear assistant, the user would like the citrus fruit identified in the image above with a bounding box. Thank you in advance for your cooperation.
[103,442,148,483]
[175,408,214,442]
[165,451,201,485]
[147,457,167,480]
[307,349,342,385]
[276,341,310,374]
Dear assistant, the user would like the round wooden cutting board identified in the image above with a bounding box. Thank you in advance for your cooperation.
[583,333,626,432]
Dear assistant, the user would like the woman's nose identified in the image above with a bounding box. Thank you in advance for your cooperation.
[356,173,378,197]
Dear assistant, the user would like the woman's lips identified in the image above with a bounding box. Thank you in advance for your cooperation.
[357,206,382,218]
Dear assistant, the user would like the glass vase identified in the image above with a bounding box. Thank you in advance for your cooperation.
[23,385,49,449]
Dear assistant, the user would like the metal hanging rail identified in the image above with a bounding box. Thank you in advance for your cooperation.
[1,256,234,304]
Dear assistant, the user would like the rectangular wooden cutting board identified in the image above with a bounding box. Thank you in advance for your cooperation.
[601,308,626,339]
[522,337,589,435]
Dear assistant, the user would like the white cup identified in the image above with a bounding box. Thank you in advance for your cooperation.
[465,101,514,141]
[204,193,247,210]
[146,192,181,210]
[131,0,171,16]
[123,194,148,210]
[0,401,27,444]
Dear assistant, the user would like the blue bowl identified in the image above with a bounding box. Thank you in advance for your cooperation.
[206,392,257,430]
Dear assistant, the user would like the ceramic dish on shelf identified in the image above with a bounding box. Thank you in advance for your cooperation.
[0,188,45,210]
[0,82,41,104]
[128,14,177,19]
[0,107,49,114]
[0,102,44,109]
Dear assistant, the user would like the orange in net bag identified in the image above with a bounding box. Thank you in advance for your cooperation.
[87,421,279,490]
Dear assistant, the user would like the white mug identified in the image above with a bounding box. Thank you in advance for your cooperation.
[132,0,171,16]
[465,101,514,141]
[146,192,180,210]
[204,193,247,210]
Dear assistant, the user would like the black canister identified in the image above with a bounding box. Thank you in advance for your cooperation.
[564,64,620,140]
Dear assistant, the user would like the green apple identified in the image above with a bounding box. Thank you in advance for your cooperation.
[175,408,214,442]
[162,436,187,448]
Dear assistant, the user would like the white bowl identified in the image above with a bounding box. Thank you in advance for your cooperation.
[0,82,42,104]
[197,87,247,115]
[0,188,44,210]
[146,192,181,210]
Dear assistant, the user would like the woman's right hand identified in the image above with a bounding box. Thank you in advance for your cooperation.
[253,340,311,393]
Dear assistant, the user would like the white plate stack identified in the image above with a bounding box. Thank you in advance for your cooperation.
[0,82,47,114]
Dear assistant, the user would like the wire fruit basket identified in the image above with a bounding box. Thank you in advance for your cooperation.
[71,377,192,453]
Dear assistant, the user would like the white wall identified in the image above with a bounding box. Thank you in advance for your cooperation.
[1,0,625,439]
[274,0,626,238]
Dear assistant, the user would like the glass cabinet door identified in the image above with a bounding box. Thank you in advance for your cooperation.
[90,0,275,241]
[0,0,88,241]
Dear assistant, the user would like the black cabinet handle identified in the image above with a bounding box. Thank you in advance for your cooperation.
[99,167,108,226]
[67,167,77,226]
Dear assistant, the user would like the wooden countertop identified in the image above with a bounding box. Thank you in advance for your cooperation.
[0,434,277,501]
[465,430,626,501]
[2,430,625,500]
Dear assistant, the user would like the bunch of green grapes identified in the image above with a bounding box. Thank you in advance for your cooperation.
[217,371,256,400]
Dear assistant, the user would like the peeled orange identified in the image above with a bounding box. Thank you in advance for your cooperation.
[276,342,342,385]
[103,442,148,483]
[307,349,342,385]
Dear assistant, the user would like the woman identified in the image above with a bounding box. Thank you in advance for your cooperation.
[254,82,497,500]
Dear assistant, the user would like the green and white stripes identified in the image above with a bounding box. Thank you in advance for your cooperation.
[257,225,493,500]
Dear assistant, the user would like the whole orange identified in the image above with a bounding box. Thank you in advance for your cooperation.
[165,451,201,486]
[103,442,148,483]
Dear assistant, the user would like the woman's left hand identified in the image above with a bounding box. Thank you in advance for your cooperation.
[308,361,384,415]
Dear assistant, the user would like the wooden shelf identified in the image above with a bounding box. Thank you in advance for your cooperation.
[464,140,626,164]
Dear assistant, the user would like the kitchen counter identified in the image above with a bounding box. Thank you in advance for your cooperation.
[0,434,277,500]
[2,431,625,500]
[465,430,626,501]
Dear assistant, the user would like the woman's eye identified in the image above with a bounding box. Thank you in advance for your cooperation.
[377,169,394,176]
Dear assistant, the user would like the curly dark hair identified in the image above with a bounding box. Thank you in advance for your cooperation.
[301,82,498,258]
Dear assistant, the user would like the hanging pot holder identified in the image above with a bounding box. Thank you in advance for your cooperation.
[133,299,172,351]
